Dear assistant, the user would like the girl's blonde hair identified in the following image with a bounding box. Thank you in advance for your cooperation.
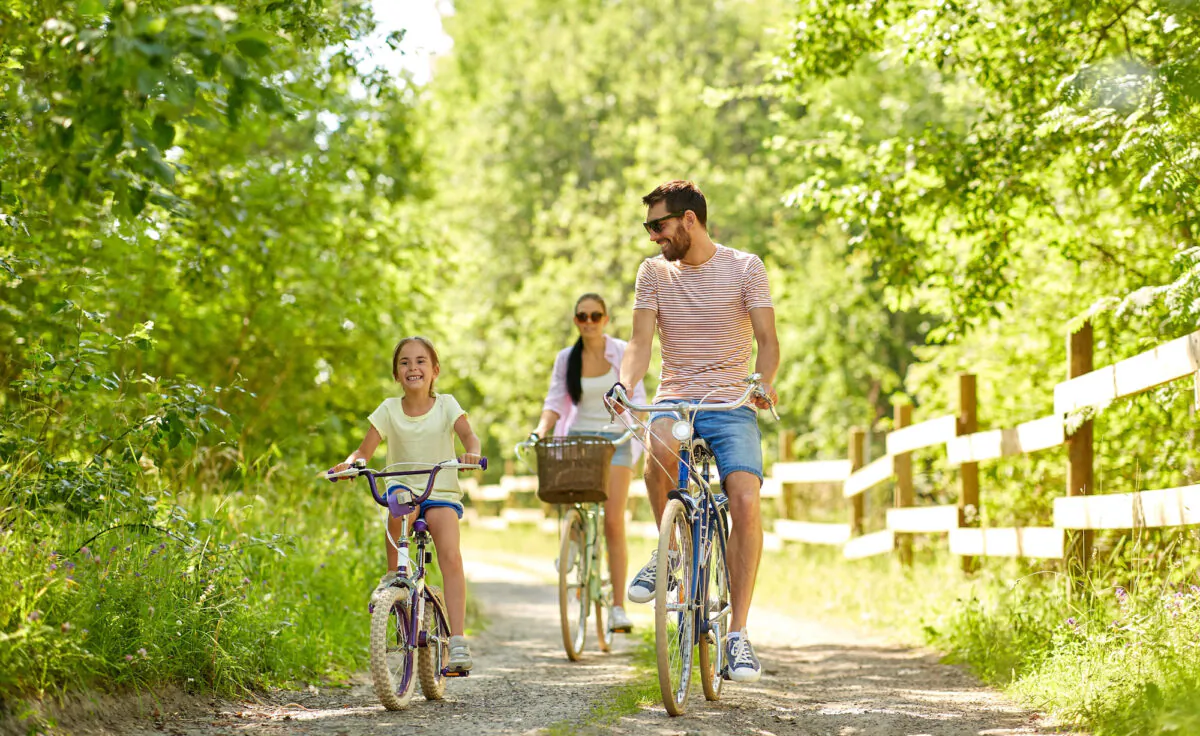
[392,336,440,397]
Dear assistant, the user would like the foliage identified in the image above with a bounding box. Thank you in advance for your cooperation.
[422,0,927,458]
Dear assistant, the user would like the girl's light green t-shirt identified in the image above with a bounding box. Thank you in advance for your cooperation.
[368,393,466,503]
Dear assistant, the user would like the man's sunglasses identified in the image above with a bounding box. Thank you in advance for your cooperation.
[643,210,685,234]
[575,311,606,323]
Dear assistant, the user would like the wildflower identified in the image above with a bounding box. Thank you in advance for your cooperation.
[48,563,57,571]
[81,629,89,636]
[80,546,91,557]
[65,561,75,571]
[1115,586,1128,605]
[1066,617,1077,627]
[242,577,250,585]
[125,654,134,662]
[27,610,41,622]
[1191,585,1200,596]
[148,605,154,615]
[138,648,148,658]
[61,622,72,633]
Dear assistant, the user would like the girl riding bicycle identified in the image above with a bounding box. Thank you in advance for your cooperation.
[533,293,647,634]
[330,336,482,673]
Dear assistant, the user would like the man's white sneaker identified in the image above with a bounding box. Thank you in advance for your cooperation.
[627,551,658,604]
[725,632,762,683]
[609,605,634,633]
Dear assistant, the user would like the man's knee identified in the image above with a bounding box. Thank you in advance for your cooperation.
[724,471,762,519]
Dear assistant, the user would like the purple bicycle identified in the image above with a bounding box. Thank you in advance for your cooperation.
[327,456,487,710]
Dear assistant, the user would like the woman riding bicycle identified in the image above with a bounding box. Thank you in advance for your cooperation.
[532,293,647,635]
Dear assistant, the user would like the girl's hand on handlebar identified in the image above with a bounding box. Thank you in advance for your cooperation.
[458,452,482,467]
[327,461,354,481]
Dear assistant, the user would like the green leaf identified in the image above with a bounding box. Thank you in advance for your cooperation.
[77,0,105,15]
[233,35,272,59]
[152,115,175,149]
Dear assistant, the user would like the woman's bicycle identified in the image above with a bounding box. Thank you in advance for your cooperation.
[607,375,776,716]
[515,429,634,661]
[326,456,487,711]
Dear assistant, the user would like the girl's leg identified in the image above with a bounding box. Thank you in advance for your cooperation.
[604,465,632,607]
[424,507,466,636]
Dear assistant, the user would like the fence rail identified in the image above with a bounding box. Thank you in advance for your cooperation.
[462,322,1200,571]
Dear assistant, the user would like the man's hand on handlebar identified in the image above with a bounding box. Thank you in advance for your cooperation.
[753,382,778,411]
[605,382,628,416]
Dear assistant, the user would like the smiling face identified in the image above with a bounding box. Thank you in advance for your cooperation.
[574,296,609,339]
[392,338,440,397]
[645,201,693,262]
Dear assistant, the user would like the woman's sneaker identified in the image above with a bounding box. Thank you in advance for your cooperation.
[447,635,473,672]
[724,631,761,682]
[609,605,634,633]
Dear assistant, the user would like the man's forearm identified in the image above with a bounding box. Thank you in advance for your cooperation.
[620,342,651,391]
[754,339,780,385]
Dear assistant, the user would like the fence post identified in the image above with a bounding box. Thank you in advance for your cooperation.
[849,427,865,535]
[958,373,979,573]
[778,429,797,519]
[1066,321,1094,582]
[893,401,913,566]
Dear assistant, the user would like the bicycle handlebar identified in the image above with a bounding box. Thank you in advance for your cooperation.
[607,374,779,420]
[325,457,487,514]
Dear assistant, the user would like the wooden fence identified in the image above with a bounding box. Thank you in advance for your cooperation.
[462,322,1200,570]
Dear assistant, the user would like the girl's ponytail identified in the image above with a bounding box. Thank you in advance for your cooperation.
[566,337,584,405]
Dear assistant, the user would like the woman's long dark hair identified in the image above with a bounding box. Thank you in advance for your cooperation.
[566,293,607,405]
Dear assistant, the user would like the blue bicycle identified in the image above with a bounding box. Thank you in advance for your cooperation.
[608,375,776,716]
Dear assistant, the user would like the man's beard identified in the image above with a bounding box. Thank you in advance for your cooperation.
[661,227,692,262]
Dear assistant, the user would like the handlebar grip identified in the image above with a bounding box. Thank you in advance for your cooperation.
[479,457,488,471]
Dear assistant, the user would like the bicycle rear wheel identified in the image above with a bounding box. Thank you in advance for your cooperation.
[558,507,589,661]
[698,513,730,701]
[655,498,695,716]
[418,586,450,700]
[369,586,416,710]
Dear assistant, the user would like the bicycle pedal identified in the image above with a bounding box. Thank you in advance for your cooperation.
[609,624,633,634]
[442,668,470,678]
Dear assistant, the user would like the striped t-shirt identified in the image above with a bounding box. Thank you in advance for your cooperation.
[633,243,773,403]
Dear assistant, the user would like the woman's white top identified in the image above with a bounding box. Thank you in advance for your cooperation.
[571,366,619,432]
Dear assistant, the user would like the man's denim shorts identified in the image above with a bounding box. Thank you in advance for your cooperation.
[648,402,763,484]
[568,428,634,468]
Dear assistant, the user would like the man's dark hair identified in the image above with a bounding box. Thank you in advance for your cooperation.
[642,180,707,228]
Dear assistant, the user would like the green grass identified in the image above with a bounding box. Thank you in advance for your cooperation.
[0,462,485,730]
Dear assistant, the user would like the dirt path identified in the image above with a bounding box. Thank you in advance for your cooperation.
[57,554,1073,736]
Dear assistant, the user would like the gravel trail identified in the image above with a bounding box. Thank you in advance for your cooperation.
[41,554,1075,736]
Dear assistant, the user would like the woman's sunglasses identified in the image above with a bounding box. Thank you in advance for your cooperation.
[575,311,606,323]
[643,210,685,234]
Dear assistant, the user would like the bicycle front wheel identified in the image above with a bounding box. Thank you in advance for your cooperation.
[369,586,417,710]
[698,512,731,701]
[655,498,695,716]
[558,507,589,661]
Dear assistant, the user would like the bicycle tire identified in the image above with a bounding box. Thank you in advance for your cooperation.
[369,586,416,710]
[592,530,615,652]
[558,507,589,661]
[418,585,451,700]
[698,507,730,701]
[655,498,695,716]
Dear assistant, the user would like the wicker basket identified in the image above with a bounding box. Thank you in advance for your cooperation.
[534,435,614,504]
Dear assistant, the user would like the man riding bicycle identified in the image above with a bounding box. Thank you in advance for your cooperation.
[608,179,780,683]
